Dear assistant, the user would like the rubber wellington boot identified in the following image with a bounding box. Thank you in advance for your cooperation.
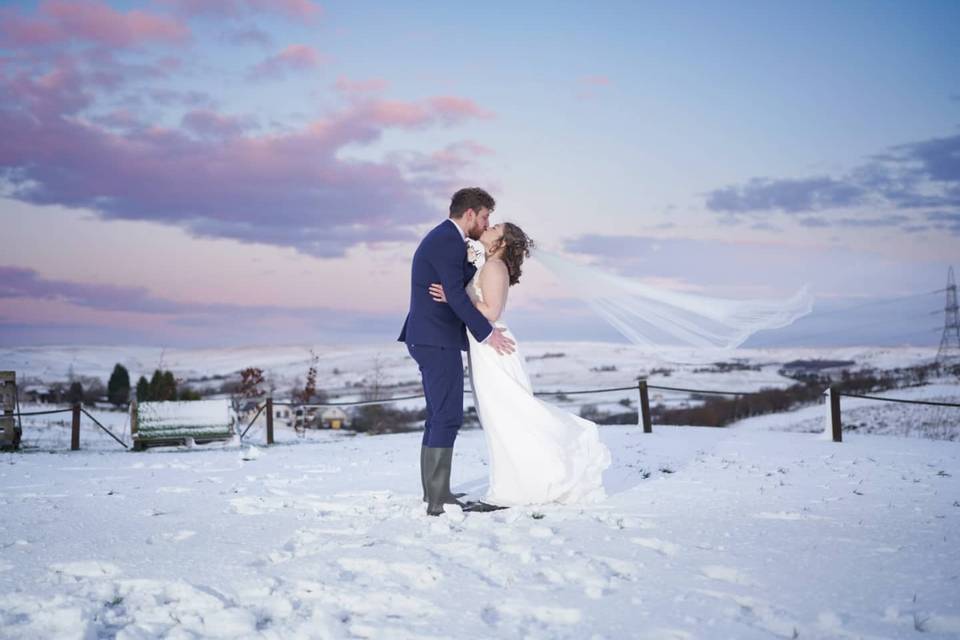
[424,447,464,516]
[421,445,466,503]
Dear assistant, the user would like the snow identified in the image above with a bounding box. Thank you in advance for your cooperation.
[2,418,959,638]
[136,400,234,441]
[138,400,232,429]
[2,343,958,637]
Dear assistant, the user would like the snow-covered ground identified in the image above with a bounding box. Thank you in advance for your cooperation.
[3,342,951,436]
[2,416,960,638]
[2,344,959,638]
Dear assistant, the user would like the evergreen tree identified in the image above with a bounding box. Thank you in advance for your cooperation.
[161,371,178,401]
[136,376,150,402]
[149,369,164,401]
[107,364,131,407]
[67,381,84,405]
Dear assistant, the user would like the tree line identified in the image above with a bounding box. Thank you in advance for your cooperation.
[59,364,200,407]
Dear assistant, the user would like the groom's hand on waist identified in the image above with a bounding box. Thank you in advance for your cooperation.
[487,328,515,355]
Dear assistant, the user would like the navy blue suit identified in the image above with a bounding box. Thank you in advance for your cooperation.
[399,220,493,447]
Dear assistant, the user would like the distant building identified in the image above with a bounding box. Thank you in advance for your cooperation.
[321,407,349,430]
[24,385,53,404]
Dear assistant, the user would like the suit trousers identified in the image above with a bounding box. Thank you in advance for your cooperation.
[407,343,464,447]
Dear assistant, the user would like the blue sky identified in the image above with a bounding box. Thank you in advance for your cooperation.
[1,0,958,347]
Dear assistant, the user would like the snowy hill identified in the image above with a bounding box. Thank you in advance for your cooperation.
[2,343,959,637]
[2,421,959,638]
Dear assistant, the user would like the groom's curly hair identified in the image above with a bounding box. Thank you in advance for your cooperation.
[449,187,495,218]
[492,222,534,286]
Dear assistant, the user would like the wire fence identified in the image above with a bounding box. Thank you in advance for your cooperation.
[9,372,959,451]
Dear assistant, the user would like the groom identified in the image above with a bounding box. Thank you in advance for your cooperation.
[399,187,515,516]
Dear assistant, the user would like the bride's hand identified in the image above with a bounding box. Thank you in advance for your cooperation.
[428,283,447,303]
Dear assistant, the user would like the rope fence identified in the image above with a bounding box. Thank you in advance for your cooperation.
[11,404,129,452]
[249,380,779,443]
[837,393,960,409]
[823,389,960,443]
[14,407,74,416]
[10,375,959,450]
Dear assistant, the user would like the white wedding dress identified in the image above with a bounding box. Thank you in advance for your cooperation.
[466,267,611,507]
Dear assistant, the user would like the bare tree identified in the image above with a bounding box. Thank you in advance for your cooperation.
[232,367,265,414]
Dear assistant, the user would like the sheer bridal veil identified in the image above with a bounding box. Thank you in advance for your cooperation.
[535,250,814,352]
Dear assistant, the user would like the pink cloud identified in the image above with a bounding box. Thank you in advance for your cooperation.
[384,141,496,201]
[335,76,390,98]
[181,109,255,138]
[427,96,495,121]
[0,59,495,257]
[358,97,494,129]
[0,0,190,48]
[222,25,273,48]
[248,44,323,80]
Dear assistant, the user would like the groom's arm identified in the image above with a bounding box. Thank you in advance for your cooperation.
[430,240,494,344]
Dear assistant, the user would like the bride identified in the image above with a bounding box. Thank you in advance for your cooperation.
[429,222,611,509]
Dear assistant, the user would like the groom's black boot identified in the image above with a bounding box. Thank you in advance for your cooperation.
[424,447,464,516]
[463,501,508,513]
[421,445,465,504]
[420,445,428,502]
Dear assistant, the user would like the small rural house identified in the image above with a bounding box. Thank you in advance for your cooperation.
[320,407,349,430]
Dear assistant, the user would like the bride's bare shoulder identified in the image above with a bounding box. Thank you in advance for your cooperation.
[482,258,508,271]
[481,259,509,278]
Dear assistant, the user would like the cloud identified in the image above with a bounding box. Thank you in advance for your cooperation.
[705,177,866,213]
[704,132,960,233]
[357,97,494,129]
[181,109,255,138]
[0,265,406,347]
[335,76,390,99]
[0,265,371,319]
[163,0,321,21]
[560,233,949,300]
[387,141,495,198]
[0,265,190,314]
[248,44,324,80]
[0,0,190,48]
[926,210,960,234]
[146,88,217,108]
[0,57,494,257]
[222,25,273,48]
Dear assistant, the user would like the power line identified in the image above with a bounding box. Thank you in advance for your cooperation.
[770,311,943,344]
[810,289,945,318]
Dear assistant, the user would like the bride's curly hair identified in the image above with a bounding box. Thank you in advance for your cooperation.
[491,222,534,286]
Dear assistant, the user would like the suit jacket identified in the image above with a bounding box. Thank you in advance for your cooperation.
[398,220,493,350]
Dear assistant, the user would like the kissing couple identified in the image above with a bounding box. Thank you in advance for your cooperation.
[399,187,611,516]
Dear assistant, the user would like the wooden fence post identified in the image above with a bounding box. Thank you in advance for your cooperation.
[829,386,842,443]
[71,402,81,450]
[130,400,140,451]
[638,379,652,434]
[266,397,274,445]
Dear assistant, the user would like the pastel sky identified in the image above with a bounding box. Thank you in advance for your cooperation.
[2,0,959,348]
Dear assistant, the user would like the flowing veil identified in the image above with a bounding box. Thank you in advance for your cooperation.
[535,250,814,352]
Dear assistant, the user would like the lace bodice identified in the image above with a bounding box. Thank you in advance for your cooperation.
[467,273,483,305]
[466,239,486,305]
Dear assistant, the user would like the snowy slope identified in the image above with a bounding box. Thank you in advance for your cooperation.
[1,420,959,639]
[1,343,940,394]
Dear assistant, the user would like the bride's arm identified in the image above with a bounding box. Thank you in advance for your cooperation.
[475,261,509,322]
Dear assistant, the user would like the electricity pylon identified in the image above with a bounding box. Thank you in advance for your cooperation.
[936,266,960,364]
